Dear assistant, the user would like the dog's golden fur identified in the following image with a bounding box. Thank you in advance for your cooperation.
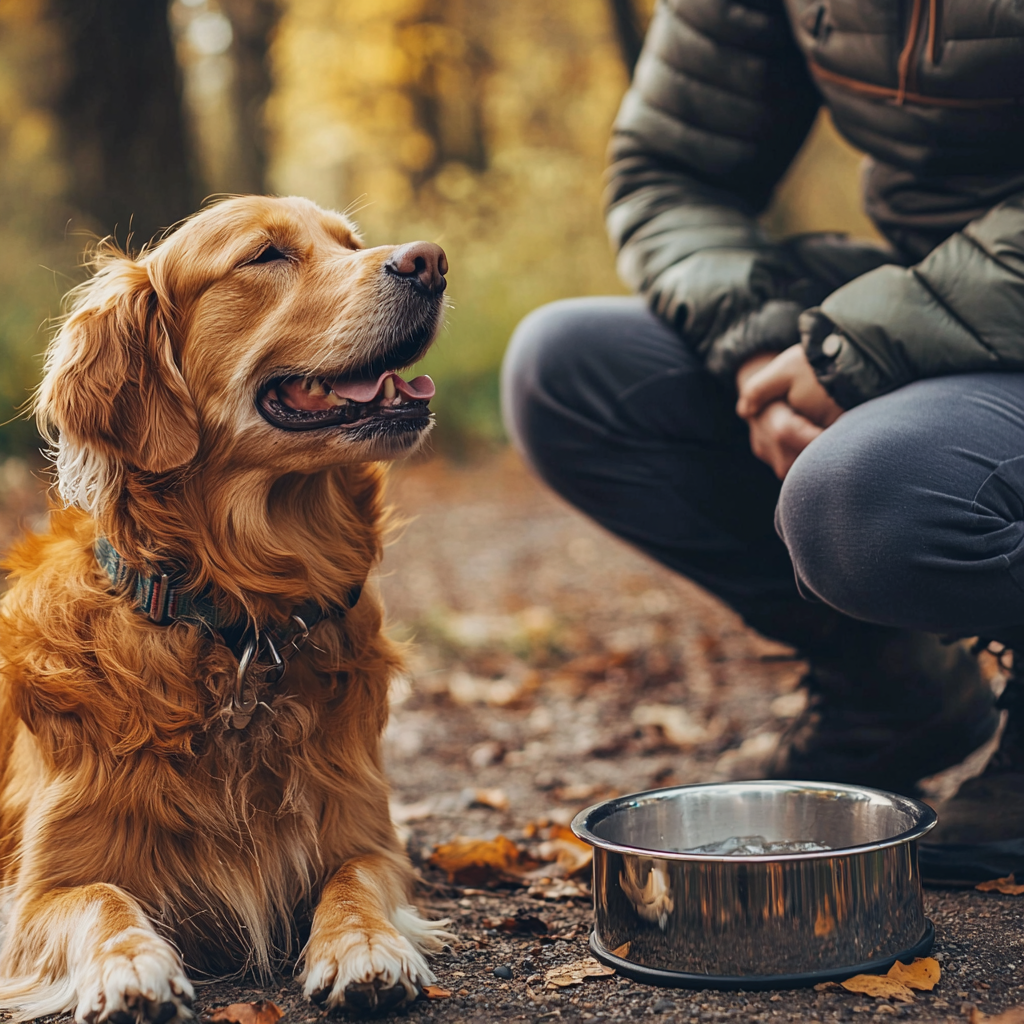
[0,196,448,1020]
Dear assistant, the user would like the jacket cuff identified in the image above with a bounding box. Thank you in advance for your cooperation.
[705,299,803,383]
[800,309,880,410]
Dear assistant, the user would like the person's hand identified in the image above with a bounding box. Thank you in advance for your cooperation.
[743,401,824,479]
[734,346,843,479]
[736,344,843,428]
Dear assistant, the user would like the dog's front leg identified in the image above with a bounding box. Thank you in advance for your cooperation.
[0,883,193,1023]
[301,853,449,1014]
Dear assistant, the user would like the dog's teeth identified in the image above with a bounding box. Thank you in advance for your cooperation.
[383,376,397,400]
[325,392,349,407]
[308,378,328,397]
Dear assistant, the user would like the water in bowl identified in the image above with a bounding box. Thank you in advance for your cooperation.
[682,835,832,856]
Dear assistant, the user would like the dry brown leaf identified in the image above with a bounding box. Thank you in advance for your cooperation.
[970,1007,1024,1024]
[210,1002,283,1024]
[390,798,433,824]
[631,703,710,748]
[976,874,1024,895]
[544,957,615,989]
[526,878,590,900]
[813,981,839,992]
[466,787,510,812]
[481,913,548,935]
[553,782,615,804]
[427,835,540,885]
[447,672,522,706]
[536,824,594,877]
[887,957,940,991]
[421,985,451,1000]
[840,975,914,1002]
[611,941,631,958]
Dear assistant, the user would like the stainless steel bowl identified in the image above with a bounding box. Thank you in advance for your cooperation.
[571,781,937,989]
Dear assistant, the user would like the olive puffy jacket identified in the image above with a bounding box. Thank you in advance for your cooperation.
[606,0,1024,407]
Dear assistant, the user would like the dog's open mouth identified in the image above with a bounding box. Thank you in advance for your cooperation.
[258,370,435,432]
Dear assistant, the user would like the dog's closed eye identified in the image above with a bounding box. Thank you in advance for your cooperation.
[249,244,290,265]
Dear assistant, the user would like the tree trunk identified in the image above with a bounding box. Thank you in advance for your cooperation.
[49,0,198,247]
[218,0,281,194]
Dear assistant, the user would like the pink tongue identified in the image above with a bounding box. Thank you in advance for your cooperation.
[329,371,435,402]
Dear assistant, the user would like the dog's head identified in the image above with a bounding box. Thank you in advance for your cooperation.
[38,195,446,511]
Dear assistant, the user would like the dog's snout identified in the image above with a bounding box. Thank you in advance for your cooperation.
[384,241,447,296]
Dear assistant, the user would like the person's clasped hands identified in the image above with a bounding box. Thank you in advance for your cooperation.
[735,343,844,480]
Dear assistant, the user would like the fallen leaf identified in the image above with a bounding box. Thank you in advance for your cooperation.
[544,957,615,989]
[447,671,522,706]
[813,981,839,992]
[421,986,451,1000]
[971,1007,1024,1024]
[976,874,1024,895]
[463,787,510,812]
[536,824,593,877]
[887,957,940,991]
[631,703,709,748]
[769,690,808,719]
[552,782,615,804]
[468,740,505,769]
[526,878,590,900]
[481,913,548,935]
[390,798,433,824]
[840,975,914,1002]
[611,942,631,958]
[713,731,781,779]
[427,835,539,885]
[210,1002,283,1024]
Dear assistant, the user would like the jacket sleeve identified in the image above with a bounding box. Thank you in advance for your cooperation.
[606,0,822,381]
[803,193,1024,408]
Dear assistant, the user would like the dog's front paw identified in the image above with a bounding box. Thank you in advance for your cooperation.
[302,926,434,1014]
[74,928,194,1024]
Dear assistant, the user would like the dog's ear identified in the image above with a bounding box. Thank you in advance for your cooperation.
[38,254,199,481]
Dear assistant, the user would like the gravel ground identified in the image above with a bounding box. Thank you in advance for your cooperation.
[1,449,1022,1024]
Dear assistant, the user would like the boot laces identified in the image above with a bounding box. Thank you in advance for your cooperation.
[977,641,1024,775]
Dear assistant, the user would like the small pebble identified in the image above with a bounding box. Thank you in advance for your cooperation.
[522,957,538,974]
[493,965,513,979]
[653,998,677,1014]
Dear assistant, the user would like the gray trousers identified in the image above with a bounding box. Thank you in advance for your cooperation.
[501,297,1024,646]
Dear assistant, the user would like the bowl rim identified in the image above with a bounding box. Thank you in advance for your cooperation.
[570,779,937,862]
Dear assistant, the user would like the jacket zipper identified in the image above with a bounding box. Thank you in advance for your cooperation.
[897,0,943,103]
[896,0,926,103]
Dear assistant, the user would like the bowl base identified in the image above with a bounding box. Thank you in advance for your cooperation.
[589,921,934,991]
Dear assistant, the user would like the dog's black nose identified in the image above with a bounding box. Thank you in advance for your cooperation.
[384,241,447,296]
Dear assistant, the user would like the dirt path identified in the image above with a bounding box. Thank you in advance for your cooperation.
[2,450,1022,1023]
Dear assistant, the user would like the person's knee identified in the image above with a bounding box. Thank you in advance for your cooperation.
[501,297,629,463]
[776,425,905,621]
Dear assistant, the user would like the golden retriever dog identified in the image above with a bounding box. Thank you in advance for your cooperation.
[0,196,452,1021]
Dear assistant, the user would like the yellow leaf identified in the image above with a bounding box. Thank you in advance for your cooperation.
[887,957,940,991]
[976,874,1024,895]
[840,975,915,1002]
[427,835,539,885]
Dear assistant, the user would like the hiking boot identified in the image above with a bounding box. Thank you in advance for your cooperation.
[766,630,999,797]
[920,660,1024,885]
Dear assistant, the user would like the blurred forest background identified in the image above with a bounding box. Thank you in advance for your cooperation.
[0,0,878,458]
